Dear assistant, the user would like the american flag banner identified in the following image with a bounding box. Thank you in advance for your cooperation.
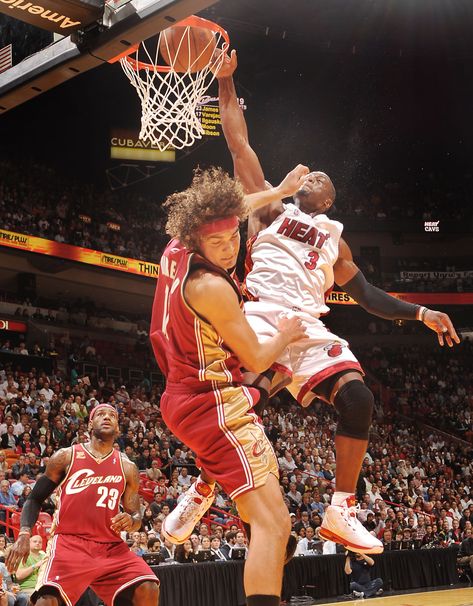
[0,44,12,74]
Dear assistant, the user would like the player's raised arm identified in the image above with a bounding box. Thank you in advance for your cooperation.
[334,238,460,347]
[110,457,142,535]
[186,269,307,373]
[216,50,284,236]
[216,50,266,194]
[6,448,71,571]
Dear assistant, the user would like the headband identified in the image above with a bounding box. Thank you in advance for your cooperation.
[89,403,118,421]
[198,216,239,237]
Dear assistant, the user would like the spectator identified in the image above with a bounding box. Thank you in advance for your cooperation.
[13,534,46,606]
[0,426,17,450]
[10,473,30,498]
[0,480,17,532]
[159,537,174,561]
[146,461,163,482]
[149,493,164,517]
[210,536,227,561]
[0,535,8,558]
[0,453,9,477]
[295,526,321,556]
[344,551,383,599]
[381,529,395,550]
[174,540,196,563]
[220,531,237,560]
[129,531,146,557]
[16,485,32,509]
[231,531,248,559]
[177,467,191,488]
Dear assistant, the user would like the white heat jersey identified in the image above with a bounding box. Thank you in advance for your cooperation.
[245,203,343,317]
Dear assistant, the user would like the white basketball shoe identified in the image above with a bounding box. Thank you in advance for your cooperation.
[162,477,215,545]
[319,496,384,554]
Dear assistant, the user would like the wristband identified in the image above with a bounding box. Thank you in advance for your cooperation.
[417,306,428,322]
[18,530,31,537]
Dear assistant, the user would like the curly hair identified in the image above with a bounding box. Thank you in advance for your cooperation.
[164,167,248,249]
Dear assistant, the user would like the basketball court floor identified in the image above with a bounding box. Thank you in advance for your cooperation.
[320,587,473,606]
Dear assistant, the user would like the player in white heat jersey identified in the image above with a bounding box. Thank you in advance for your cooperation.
[244,200,364,408]
[213,50,459,556]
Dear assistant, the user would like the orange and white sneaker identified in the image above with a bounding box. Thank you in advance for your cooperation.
[162,477,215,545]
[319,496,383,554]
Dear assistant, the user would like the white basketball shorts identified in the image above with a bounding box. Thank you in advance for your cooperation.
[244,300,364,407]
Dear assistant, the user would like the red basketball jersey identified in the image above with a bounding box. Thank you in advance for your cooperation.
[150,239,243,390]
[54,444,125,543]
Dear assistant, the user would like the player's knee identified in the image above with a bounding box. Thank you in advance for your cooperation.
[132,580,159,605]
[252,502,290,545]
[333,380,374,441]
[268,506,291,544]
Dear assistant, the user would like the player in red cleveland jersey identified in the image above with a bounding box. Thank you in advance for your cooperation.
[150,167,308,606]
[6,404,159,606]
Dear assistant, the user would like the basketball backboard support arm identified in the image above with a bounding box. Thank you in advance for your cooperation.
[0,0,219,113]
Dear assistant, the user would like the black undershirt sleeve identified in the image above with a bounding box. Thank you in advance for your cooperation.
[21,475,58,529]
[342,270,420,321]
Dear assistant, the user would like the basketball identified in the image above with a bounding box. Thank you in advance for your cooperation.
[159,25,217,73]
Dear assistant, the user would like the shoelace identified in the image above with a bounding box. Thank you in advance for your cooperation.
[340,504,363,531]
[177,497,203,523]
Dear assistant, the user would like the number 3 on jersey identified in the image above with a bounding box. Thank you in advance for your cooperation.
[305,250,320,271]
[96,486,119,510]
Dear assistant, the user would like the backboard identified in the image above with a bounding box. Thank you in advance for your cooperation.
[0,0,219,113]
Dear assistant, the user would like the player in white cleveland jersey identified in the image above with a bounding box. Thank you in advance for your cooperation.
[212,50,459,554]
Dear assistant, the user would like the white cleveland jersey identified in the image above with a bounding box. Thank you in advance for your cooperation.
[245,203,343,317]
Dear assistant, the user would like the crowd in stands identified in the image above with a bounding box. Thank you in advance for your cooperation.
[361,340,473,442]
[1,161,472,295]
[0,346,471,570]
[0,161,167,264]
[0,291,151,339]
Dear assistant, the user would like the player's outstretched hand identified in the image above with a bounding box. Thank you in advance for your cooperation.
[422,310,460,347]
[212,48,237,78]
[276,164,310,198]
[277,315,308,345]
[5,535,30,572]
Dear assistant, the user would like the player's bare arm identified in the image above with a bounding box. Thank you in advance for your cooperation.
[334,238,460,347]
[185,269,307,373]
[6,447,72,571]
[216,49,283,236]
[110,456,142,534]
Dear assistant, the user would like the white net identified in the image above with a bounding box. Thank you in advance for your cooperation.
[119,17,228,151]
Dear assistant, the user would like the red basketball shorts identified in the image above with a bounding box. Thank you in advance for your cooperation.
[161,384,279,500]
[35,534,158,606]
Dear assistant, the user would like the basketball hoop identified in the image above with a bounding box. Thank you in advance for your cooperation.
[111,15,229,151]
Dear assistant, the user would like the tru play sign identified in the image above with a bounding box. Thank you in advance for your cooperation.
[0,0,104,33]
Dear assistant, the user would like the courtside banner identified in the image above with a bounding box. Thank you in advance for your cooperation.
[0,319,27,332]
[0,229,160,278]
[326,291,473,305]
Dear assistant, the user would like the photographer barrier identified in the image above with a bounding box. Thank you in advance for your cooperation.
[142,547,459,606]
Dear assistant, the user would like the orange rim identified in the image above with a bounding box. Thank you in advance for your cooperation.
[109,15,230,71]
